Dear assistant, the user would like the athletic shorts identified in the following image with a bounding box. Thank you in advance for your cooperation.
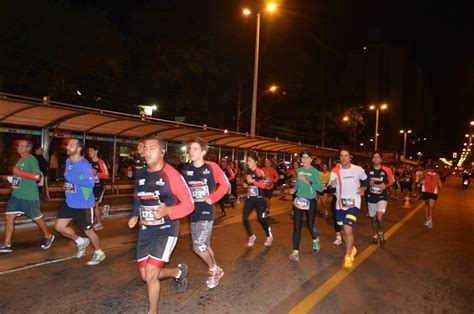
[191,220,214,252]
[6,196,43,220]
[421,192,438,200]
[367,201,387,217]
[137,227,178,268]
[262,189,274,199]
[94,186,105,203]
[57,203,94,230]
[336,207,360,227]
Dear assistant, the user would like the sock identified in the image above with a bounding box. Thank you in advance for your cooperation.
[175,269,182,279]
[95,249,103,254]
[75,237,84,245]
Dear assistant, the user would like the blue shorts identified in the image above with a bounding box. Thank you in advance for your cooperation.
[336,207,360,227]
[6,196,43,220]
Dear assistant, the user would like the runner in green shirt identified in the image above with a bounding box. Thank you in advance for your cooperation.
[0,140,55,253]
[289,152,323,262]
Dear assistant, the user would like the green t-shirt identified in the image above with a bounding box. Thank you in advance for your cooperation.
[295,166,323,199]
[11,155,40,200]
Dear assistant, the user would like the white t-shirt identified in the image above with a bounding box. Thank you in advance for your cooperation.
[330,164,367,210]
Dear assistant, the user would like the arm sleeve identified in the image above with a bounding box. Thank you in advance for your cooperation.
[382,166,395,185]
[312,169,323,193]
[97,159,110,179]
[15,169,41,181]
[166,167,195,220]
[253,169,267,189]
[226,165,235,181]
[207,162,230,204]
[67,161,95,188]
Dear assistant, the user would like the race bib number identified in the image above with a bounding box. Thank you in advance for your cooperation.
[294,197,310,210]
[64,182,76,193]
[370,185,383,194]
[139,205,165,226]
[189,184,210,202]
[248,185,259,197]
[11,176,21,189]
[341,198,355,209]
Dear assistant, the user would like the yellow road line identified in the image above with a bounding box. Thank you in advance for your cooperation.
[289,202,424,314]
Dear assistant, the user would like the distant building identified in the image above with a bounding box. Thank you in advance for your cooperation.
[340,43,435,152]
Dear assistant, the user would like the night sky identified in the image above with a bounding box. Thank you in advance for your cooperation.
[0,0,472,155]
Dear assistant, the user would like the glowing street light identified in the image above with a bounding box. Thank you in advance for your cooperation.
[243,2,278,137]
[400,129,412,157]
[342,116,350,123]
[369,103,388,150]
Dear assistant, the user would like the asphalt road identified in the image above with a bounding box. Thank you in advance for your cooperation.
[0,177,472,313]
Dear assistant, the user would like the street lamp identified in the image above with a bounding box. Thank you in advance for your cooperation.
[400,129,412,157]
[342,116,350,123]
[138,104,158,120]
[369,103,388,151]
[243,2,278,137]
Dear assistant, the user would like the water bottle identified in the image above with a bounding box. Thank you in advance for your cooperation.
[103,204,110,218]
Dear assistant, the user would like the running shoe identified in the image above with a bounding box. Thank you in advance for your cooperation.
[343,255,353,269]
[312,237,320,253]
[372,235,379,244]
[41,235,55,249]
[426,219,433,229]
[247,234,256,247]
[289,250,299,262]
[350,246,358,262]
[0,243,12,253]
[206,266,224,289]
[86,250,106,265]
[175,263,189,293]
[378,233,385,247]
[93,223,104,231]
[264,236,273,247]
[333,237,342,246]
[76,237,91,258]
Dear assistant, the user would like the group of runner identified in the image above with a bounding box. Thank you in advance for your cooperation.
[0,137,442,313]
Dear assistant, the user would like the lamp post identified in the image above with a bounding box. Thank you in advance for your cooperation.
[369,103,388,151]
[243,3,277,137]
[400,129,412,157]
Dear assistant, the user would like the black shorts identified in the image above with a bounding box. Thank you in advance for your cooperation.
[94,186,105,203]
[137,227,178,266]
[57,203,94,230]
[262,189,274,199]
[421,192,438,200]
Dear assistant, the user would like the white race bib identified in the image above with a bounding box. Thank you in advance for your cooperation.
[248,185,259,197]
[64,182,76,193]
[341,198,355,209]
[294,197,310,210]
[189,184,210,202]
[139,205,165,226]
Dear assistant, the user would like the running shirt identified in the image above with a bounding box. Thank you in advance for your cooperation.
[365,165,394,203]
[221,164,235,182]
[132,164,194,236]
[262,166,279,190]
[330,164,368,210]
[246,168,266,198]
[11,155,41,201]
[182,161,229,222]
[90,159,109,187]
[295,166,323,200]
[64,158,95,208]
[422,171,440,194]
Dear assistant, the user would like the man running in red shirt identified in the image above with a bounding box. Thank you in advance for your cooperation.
[262,159,279,215]
[421,163,442,228]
